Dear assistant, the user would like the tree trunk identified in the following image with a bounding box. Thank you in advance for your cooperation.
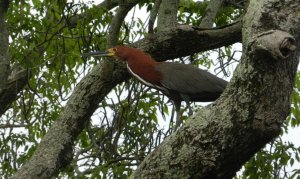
[157,0,179,31]
[0,0,10,91]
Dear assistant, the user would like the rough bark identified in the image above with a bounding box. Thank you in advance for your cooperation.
[10,21,242,179]
[157,0,179,32]
[0,0,10,92]
[131,0,300,178]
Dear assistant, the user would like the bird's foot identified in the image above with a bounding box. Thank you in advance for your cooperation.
[174,110,184,131]
[186,104,193,116]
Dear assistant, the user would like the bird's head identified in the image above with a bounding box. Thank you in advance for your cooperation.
[82,46,143,62]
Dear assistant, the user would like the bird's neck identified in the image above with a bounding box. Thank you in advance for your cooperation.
[126,57,162,88]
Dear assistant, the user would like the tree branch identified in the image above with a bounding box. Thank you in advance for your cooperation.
[107,0,139,47]
[134,21,242,60]
[200,0,225,28]
[67,0,139,28]
[97,0,140,11]
[98,0,118,10]
[0,123,29,129]
[148,0,161,34]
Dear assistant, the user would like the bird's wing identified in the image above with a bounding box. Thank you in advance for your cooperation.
[155,62,227,95]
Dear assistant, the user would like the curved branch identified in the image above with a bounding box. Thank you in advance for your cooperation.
[107,1,138,47]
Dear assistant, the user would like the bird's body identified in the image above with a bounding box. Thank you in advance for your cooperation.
[84,46,227,129]
[113,46,227,103]
[152,62,226,102]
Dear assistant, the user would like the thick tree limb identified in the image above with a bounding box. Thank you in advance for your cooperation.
[0,69,29,115]
[157,0,179,32]
[134,21,242,60]
[131,0,300,178]
[11,21,242,178]
[10,62,129,179]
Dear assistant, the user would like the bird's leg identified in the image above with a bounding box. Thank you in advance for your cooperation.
[181,95,193,116]
[173,100,182,131]
[187,102,193,116]
[179,98,193,116]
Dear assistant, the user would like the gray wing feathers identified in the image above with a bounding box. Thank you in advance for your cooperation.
[155,62,227,95]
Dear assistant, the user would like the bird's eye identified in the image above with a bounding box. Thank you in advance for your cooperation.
[112,48,117,52]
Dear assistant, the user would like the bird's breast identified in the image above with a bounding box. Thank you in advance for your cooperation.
[126,62,165,91]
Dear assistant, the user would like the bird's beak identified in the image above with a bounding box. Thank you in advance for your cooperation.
[81,48,115,57]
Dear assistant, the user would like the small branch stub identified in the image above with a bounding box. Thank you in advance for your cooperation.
[249,30,296,60]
